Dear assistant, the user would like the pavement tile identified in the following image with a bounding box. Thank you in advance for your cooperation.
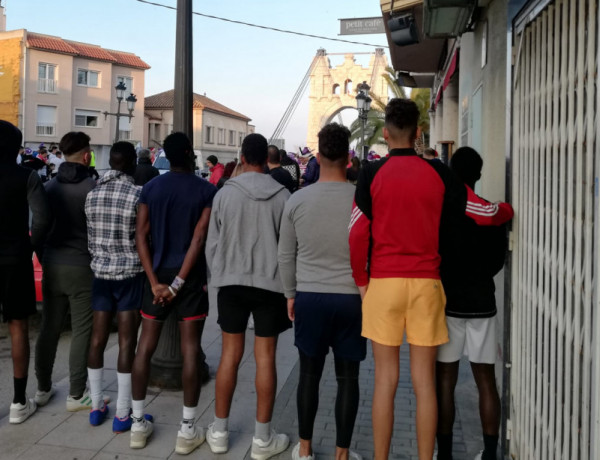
[168,431,253,459]
[17,444,96,460]
[37,413,116,451]
[0,411,72,460]
[144,395,186,426]
[102,421,176,458]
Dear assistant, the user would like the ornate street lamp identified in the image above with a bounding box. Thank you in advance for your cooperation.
[356,81,372,160]
[103,82,137,143]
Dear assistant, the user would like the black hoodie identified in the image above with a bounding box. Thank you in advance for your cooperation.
[43,162,96,266]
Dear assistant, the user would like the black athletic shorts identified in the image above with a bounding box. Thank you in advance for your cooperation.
[294,292,366,361]
[0,259,37,322]
[141,267,208,321]
[217,285,291,337]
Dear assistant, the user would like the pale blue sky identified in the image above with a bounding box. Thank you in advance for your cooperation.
[4,0,388,150]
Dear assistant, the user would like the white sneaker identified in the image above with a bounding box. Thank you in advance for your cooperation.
[349,451,363,460]
[175,425,205,455]
[474,451,484,460]
[130,417,154,449]
[66,390,111,412]
[34,387,55,406]
[291,442,315,460]
[9,398,37,424]
[251,429,290,460]
[206,422,229,453]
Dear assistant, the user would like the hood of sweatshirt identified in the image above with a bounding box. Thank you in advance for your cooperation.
[56,162,92,184]
[97,169,134,186]
[224,171,286,201]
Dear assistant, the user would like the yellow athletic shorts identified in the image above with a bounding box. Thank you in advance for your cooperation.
[361,277,448,347]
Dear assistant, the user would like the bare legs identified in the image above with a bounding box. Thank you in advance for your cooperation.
[371,342,438,460]
[214,332,278,423]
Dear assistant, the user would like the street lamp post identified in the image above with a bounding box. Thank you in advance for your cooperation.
[103,82,137,143]
[356,81,372,161]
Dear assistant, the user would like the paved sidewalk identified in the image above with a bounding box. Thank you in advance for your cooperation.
[0,312,483,460]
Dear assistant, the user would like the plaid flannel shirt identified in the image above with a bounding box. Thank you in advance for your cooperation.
[85,170,143,280]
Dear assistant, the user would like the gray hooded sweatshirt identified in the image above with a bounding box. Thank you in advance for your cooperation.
[206,171,290,293]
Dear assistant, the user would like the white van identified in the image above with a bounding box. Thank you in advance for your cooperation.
[153,149,207,177]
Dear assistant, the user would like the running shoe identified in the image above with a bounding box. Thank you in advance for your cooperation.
[130,417,154,449]
[251,429,290,460]
[206,422,229,453]
[291,442,315,460]
[89,404,109,426]
[34,387,55,406]
[175,425,206,455]
[66,390,110,412]
[9,398,37,424]
[112,411,154,433]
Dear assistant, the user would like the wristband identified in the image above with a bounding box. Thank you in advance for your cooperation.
[171,276,185,292]
[167,286,177,297]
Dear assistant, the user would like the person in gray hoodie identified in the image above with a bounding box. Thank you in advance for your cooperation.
[34,131,103,412]
[205,133,291,459]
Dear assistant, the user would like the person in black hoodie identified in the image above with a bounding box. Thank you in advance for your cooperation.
[133,148,159,186]
[34,131,102,413]
[436,147,514,460]
[0,120,51,424]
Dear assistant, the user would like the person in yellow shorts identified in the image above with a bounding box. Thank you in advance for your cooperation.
[349,98,466,460]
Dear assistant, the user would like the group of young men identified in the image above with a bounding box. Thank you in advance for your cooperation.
[0,94,513,460]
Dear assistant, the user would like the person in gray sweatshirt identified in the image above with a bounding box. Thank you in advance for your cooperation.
[34,131,103,413]
[278,123,366,460]
[205,133,291,459]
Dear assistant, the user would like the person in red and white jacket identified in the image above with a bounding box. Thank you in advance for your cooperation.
[349,99,467,460]
[436,147,514,460]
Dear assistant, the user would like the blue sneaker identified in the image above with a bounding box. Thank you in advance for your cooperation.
[113,411,154,433]
[89,404,109,426]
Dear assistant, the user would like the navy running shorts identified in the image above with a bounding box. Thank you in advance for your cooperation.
[294,291,366,362]
[92,273,145,313]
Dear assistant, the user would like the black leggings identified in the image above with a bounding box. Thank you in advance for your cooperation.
[297,351,360,448]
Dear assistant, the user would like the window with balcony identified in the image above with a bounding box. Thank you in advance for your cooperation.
[116,76,133,94]
[38,63,57,93]
[77,69,100,87]
[206,126,214,144]
[74,109,100,127]
[36,105,57,136]
[218,128,225,145]
[118,117,132,140]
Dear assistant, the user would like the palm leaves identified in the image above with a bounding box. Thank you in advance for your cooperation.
[350,67,431,150]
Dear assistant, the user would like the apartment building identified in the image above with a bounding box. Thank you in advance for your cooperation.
[144,89,252,165]
[0,23,149,169]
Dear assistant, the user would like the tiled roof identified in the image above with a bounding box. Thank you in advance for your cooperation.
[145,89,251,121]
[26,32,150,70]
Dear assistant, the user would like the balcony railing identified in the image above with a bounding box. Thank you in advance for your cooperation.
[36,123,55,136]
[38,79,57,93]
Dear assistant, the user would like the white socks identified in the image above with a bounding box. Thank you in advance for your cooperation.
[87,367,103,410]
[116,372,132,419]
[255,420,271,442]
[181,405,197,434]
[213,416,229,433]
[132,399,145,421]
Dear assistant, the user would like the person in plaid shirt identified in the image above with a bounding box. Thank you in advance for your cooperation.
[84,141,146,431]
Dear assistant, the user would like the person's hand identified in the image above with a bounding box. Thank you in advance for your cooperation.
[152,283,175,306]
[358,284,369,300]
[287,298,295,321]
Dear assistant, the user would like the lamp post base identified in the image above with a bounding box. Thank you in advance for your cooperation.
[149,313,210,389]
